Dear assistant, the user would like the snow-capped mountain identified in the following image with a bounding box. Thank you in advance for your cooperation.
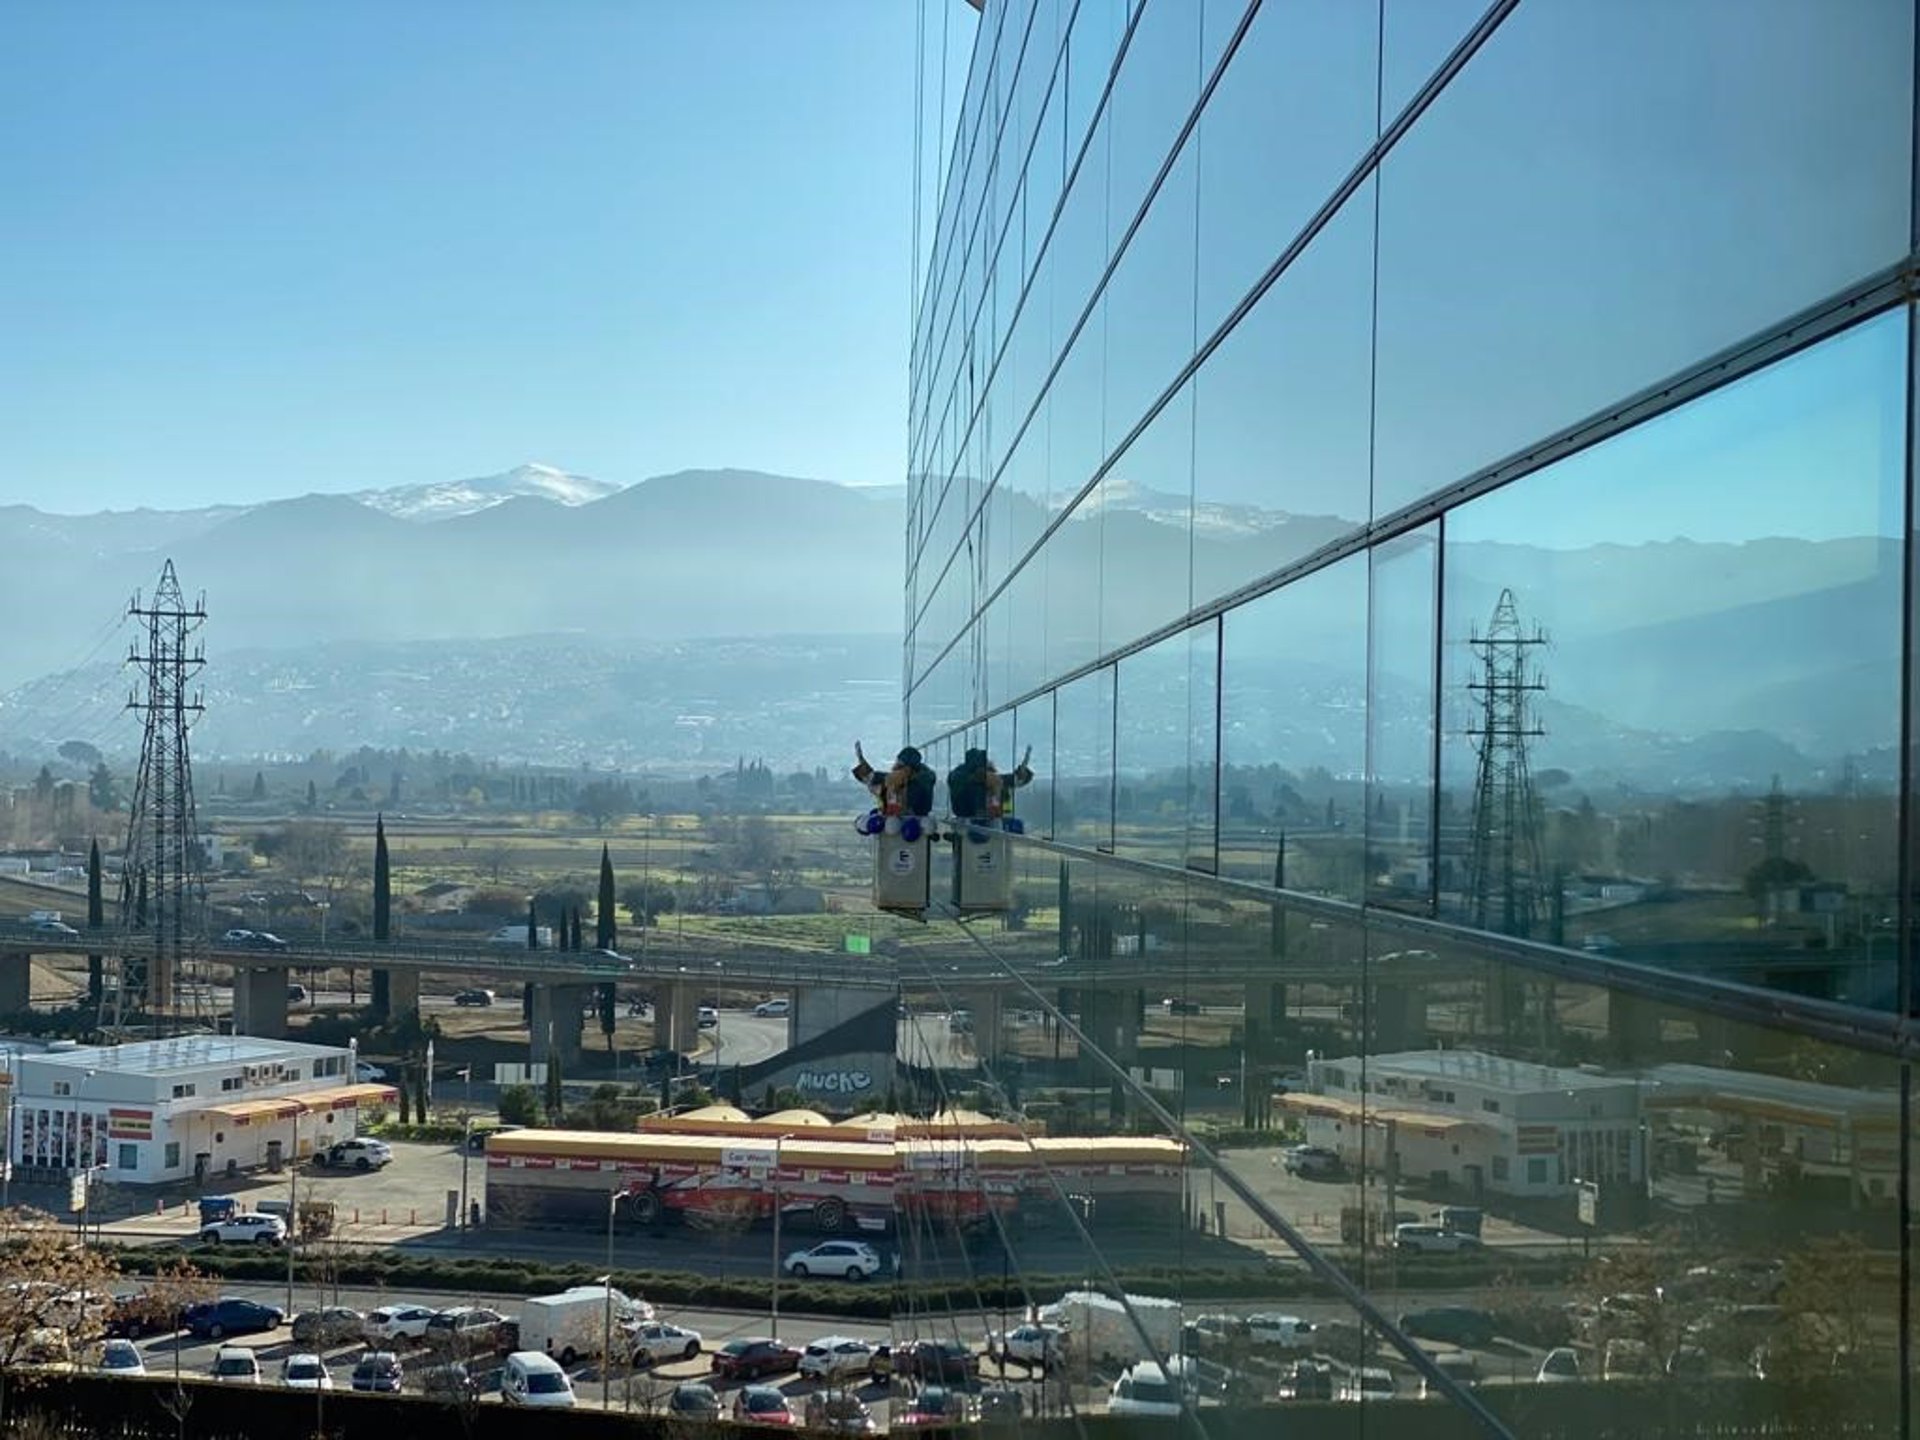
[1077,476,1299,538]
[353,462,622,521]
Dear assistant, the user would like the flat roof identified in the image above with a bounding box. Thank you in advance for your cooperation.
[23,1036,345,1077]
[1335,1050,1633,1093]
[1640,1064,1901,1127]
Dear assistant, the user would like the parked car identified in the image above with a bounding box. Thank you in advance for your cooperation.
[1246,1314,1316,1349]
[799,1335,876,1382]
[895,1385,970,1428]
[1393,1223,1481,1255]
[105,1291,171,1339]
[1281,1146,1341,1178]
[210,1347,261,1384]
[453,988,495,1007]
[1280,1360,1335,1401]
[1397,1306,1497,1348]
[896,1338,979,1385]
[989,1322,1063,1368]
[668,1382,722,1420]
[1602,1338,1655,1381]
[420,1361,480,1399]
[290,1307,365,1347]
[1536,1346,1581,1383]
[318,1138,392,1171]
[629,1322,703,1365]
[97,1339,145,1377]
[286,983,308,1004]
[1336,1367,1398,1403]
[711,1337,800,1381]
[364,1304,437,1344]
[978,1386,1024,1424]
[783,1241,881,1280]
[502,1350,575,1408]
[425,1306,516,1356]
[281,1354,332,1390]
[350,1351,404,1393]
[733,1384,796,1427]
[752,998,790,1018]
[199,1213,287,1246]
[355,1063,387,1083]
[803,1389,877,1434]
[1109,1362,1184,1419]
[183,1298,284,1340]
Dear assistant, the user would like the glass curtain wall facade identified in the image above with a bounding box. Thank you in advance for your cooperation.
[903,0,1918,1434]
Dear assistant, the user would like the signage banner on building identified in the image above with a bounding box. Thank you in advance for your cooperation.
[108,1109,153,1141]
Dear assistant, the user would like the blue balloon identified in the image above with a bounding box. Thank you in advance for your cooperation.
[900,816,923,843]
[1002,818,1025,835]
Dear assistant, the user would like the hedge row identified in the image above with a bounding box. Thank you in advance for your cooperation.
[105,1243,1582,1320]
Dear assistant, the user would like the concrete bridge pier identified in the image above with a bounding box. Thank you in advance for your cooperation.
[369,968,420,1023]
[0,952,30,1015]
[232,967,289,1038]
[653,982,699,1056]
[1243,982,1287,1056]
[960,989,1003,1061]
[1077,986,1141,1081]
[530,983,588,1073]
[1368,983,1427,1052]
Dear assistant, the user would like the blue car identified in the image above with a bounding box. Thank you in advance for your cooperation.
[183,1297,285,1340]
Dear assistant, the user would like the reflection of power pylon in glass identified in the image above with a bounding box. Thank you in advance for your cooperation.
[116,560,207,1032]
[1465,589,1547,936]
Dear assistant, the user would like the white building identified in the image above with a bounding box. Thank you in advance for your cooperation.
[1286,1049,1644,1200]
[3,1036,391,1187]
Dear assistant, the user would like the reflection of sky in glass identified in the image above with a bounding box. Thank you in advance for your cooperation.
[1450,311,1907,550]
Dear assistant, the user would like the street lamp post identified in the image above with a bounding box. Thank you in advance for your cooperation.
[286,1106,301,1314]
[459,1116,475,1236]
[603,1185,637,1409]
[768,1134,791,1341]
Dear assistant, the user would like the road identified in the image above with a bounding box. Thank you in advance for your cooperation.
[707,1012,791,1069]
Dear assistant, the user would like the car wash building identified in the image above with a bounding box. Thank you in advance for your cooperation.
[4,1036,394,1187]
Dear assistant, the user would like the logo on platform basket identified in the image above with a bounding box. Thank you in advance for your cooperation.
[889,847,916,875]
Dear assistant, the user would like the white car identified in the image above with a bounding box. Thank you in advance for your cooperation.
[697,1005,720,1029]
[220,928,256,944]
[989,1323,1063,1368]
[783,1241,881,1280]
[503,1350,575,1408]
[799,1336,876,1382]
[1536,1346,1581,1383]
[98,1339,145,1376]
[200,1213,287,1246]
[319,1138,393,1171]
[752,999,790,1018]
[364,1304,438,1344]
[211,1347,261,1384]
[1109,1361,1183,1418]
[1393,1223,1480,1254]
[1246,1313,1316,1348]
[1337,1366,1398,1403]
[281,1353,332,1390]
[355,1063,387,1083]
[629,1322,703,1365]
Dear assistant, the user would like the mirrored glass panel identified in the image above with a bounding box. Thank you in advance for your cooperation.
[1437,312,1906,1009]
[1221,553,1368,897]
[1190,185,1374,612]
[1116,626,1195,867]
[1055,665,1116,852]
[1366,525,1438,914]
[1193,0,1379,337]
[1373,0,1913,517]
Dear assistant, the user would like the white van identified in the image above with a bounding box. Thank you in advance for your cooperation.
[502,1350,575,1408]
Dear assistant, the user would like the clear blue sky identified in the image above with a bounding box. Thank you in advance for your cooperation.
[0,2,956,513]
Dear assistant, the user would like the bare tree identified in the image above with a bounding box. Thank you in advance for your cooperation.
[0,1209,122,1425]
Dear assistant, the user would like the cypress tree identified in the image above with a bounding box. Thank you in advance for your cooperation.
[85,839,103,1007]
[526,899,538,949]
[570,909,583,952]
[373,815,391,942]
[596,844,617,952]
[306,779,317,812]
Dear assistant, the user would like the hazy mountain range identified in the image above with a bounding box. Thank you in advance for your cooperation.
[0,465,1897,790]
